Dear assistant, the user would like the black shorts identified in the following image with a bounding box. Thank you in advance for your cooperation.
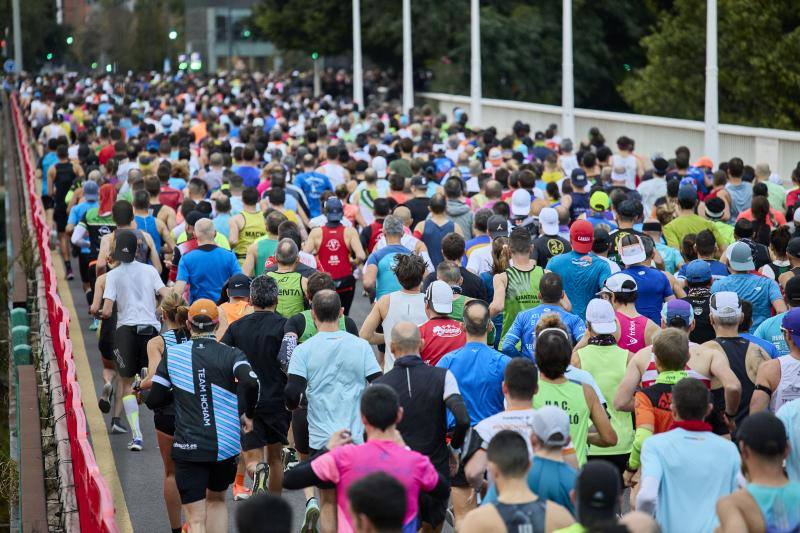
[241,410,291,451]
[42,194,54,210]
[98,307,117,361]
[419,492,448,528]
[174,457,238,504]
[587,453,630,486]
[53,205,68,232]
[450,460,469,488]
[154,412,175,436]
[113,325,159,378]
[78,254,93,285]
[291,407,310,455]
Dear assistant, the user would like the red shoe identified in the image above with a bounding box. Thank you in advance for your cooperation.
[232,483,251,501]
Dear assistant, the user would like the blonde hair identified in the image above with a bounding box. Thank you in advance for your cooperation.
[160,292,189,326]
[491,237,510,275]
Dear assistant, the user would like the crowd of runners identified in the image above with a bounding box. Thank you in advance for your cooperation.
[15,71,800,533]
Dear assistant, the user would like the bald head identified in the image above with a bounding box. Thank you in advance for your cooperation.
[194,218,216,243]
[391,321,422,358]
[275,238,299,266]
[393,206,412,226]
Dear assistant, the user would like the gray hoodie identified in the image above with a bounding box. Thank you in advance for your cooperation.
[446,200,473,240]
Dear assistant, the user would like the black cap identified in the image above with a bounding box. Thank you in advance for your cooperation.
[737,411,787,457]
[534,131,545,141]
[704,197,725,220]
[114,230,138,263]
[575,460,620,525]
[652,157,669,176]
[487,215,509,238]
[788,238,800,259]
[227,273,252,298]
[617,199,642,219]
[411,175,429,189]
[185,210,207,227]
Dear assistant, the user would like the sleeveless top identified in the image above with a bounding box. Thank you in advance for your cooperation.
[421,219,455,268]
[299,310,347,343]
[234,210,266,260]
[616,311,649,353]
[149,203,164,219]
[712,337,755,423]
[53,162,77,206]
[746,482,800,533]
[135,215,162,255]
[254,237,279,277]
[569,191,590,221]
[641,349,711,389]
[381,291,427,372]
[318,225,353,279]
[266,270,305,317]
[157,328,190,417]
[533,379,590,465]
[501,266,544,341]
[494,500,547,533]
[578,344,634,456]
[770,355,800,413]
[367,219,384,253]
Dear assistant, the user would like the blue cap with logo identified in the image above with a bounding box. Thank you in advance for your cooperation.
[684,259,712,283]
[662,299,694,326]
[325,198,344,222]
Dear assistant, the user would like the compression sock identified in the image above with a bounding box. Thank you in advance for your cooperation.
[122,395,141,440]
[235,472,246,486]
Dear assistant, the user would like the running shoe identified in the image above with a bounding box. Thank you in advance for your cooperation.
[98,382,113,413]
[232,483,252,501]
[252,462,269,495]
[281,447,298,472]
[128,438,143,451]
[65,264,74,280]
[110,417,127,434]
[302,497,320,533]
[89,318,100,331]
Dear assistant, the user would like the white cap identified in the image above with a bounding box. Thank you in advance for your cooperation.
[619,235,647,266]
[710,291,742,319]
[426,280,453,314]
[252,116,265,128]
[586,298,617,335]
[539,207,559,236]
[598,273,637,295]
[488,147,502,161]
[372,156,388,178]
[611,166,627,182]
[531,406,571,447]
[511,189,531,217]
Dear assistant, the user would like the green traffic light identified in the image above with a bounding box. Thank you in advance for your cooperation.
[66,36,74,45]
[242,29,252,38]
[91,62,98,69]
[168,30,178,40]
[311,52,319,60]
[46,52,53,60]
[106,64,112,72]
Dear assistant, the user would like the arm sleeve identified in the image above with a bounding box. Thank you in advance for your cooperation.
[233,356,259,417]
[278,333,297,373]
[445,394,470,449]
[284,374,307,410]
[283,457,328,490]
[70,224,89,246]
[636,440,663,515]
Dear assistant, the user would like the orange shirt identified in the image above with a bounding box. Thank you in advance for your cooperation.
[220,300,252,324]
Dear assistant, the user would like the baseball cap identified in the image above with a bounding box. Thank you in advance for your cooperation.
[113,230,138,263]
[611,166,628,183]
[586,298,616,335]
[185,210,207,227]
[227,273,251,298]
[593,228,611,251]
[570,168,588,188]
[539,207,559,236]
[325,198,344,222]
[510,189,531,217]
[652,157,669,176]
[783,306,800,348]
[661,299,694,326]
[589,191,610,211]
[570,220,594,254]
[787,238,800,258]
[488,147,503,165]
[710,292,742,319]
[679,177,698,191]
[425,280,453,315]
[411,175,429,189]
[786,276,800,307]
[188,298,220,327]
[704,197,725,220]
[372,156,388,178]
[693,156,714,169]
[616,199,641,219]
[678,185,697,202]
[530,406,570,447]
[737,411,788,457]
[619,235,647,266]
[726,241,755,271]
[598,273,637,296]
[487,215,509,239]
[575,460,621,524]
[83,180,99,201]
[684,259,712,283]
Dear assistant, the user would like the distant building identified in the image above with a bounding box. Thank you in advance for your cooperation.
[184,0,276,72]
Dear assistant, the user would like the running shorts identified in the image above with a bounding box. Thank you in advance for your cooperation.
[53,205,68,232]
[98,307,117,361]
[113,325,158,378]
[78,254,93,285]
[153,412,175,436]
[241,410,291,451]
[419,492,448,528]
[174,457,237,504]
[41,194,54,210]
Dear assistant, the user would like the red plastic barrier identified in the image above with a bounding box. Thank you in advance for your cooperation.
[10,94,119,533]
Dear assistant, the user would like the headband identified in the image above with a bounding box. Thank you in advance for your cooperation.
[537,327,569,340]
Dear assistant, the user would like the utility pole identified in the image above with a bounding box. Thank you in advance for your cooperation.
[313,53,321,97]
[352,0,364,109]
[402,0,413,115]
[469,0,481,128]
[704,0,719,166]
[561,0,575,142]
[12,0,22,72]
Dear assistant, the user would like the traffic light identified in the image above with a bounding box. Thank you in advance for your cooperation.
[91,62,98,69]
[311,52,319,60]
[46,52,54,61]
[168,30,178,40]
[105,64,112,72]
[66,36,74,45]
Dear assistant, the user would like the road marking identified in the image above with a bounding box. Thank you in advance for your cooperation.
[54,259,133,533]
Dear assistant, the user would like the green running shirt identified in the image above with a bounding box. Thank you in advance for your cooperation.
[266,270,305,317]
[534,379,590,465]
[501,266,544,341]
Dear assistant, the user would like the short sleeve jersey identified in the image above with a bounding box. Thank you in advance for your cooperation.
[547,251,612,320]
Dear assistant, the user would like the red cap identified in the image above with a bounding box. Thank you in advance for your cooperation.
[570,220,594,254]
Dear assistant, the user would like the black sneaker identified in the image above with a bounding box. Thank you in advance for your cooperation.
[110,417,127,434]
[98,382,113,413]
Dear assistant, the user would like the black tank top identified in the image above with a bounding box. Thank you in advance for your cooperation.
[712,337,754,424]
[53,161,76,204]
[494,499,546,533]
[149,204,164,218]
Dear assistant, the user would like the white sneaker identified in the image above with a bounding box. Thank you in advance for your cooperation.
[128,438,143,451]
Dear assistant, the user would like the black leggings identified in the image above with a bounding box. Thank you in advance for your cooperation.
[334,275,356,315]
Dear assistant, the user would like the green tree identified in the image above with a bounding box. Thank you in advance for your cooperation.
[0,0,66,70]
[620,0,800,129]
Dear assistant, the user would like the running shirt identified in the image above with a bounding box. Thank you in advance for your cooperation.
[293,171,333,217]
[177,245,241,303]
[777,400,800,482]
[711,337,756,424]
[80,208,116,259]
[294,310,349,343]
[420,317,466,366]
[616,312,650,353]
[310,440,440,533]
[746,482,800,532]
[253,237,278,277]
[135,214,162,255]
[382,291,428,371]
[265,270,305,317]
[366,244,413,301]
[640,350,711,389]
[155,328,190,419]
[219,300,251,324]
[533,234,571,269]
[770,355,800,412]
[154,337,251,462]
[233,210,266,261]
[754,312,789,357]
[500,266,545,341]
[474,409,538,456]
[621,266,673,324]
[681,288,715,345]
[501,304,586,359]
[103,260,164,328]
[52,161,77,207]
[494,501,546,533]
[676,259,729,282]
[547,251,612,320]
[577,344,634,456]
[533,379,591,465]
[318,225,353,280]
[420,219,455,269]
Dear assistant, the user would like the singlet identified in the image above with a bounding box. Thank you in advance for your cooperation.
[641,351,711,389]
[494,500,546,533]
[156,328,191,418]
[420,219,455,268]
[578,344,634,456]
[234,210,266,260]
[318,225,353,280]
[298,310,347,343]
[110,228,151,265]
[501,266,544,341]
[149,203,164,219]
[266,270,305,317]
[766,261,791,281]
[381,291,427,372]
[616,312,649,353]
[770,355,800,413]
[746,482,800,532]
[533,379,590,465]
[712,337,755,423]
[80,209,116,259]
[135,214,162,255]
[366,219,385,253]
[449,294,467,322]
[569,191,590,221]
[253,237,278,277]
[53,162,77,206]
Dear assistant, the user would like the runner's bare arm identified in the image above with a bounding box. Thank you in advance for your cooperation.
[303,227,321,254]
[614,350,647,412]
[140,336,165,390]
[749,359,778,414]
[346,227,366,264]
[362,264,378,294]
[488,272,507,317]
[228,214,242,246]
[585,384,618,447]
[242,242,257,277]
[359,296,387,346]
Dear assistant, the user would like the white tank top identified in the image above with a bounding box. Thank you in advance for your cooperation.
[319,163,346,188]
[770,355,800,412]
[381,291,427,372]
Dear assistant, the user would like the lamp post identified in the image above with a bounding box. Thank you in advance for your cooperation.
[704,0,719,166]
[402,0,413,115]
[561,0,575,142]
[352,0,364,109]
[470,0,481,128]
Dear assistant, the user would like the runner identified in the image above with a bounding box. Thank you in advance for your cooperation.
[362,216,414,301]
[229,187,266,265]
[750,307,800,414]
[419,281,466,366]
[264,239,313,318]
[47,143,84,279]
[533,207,572,269]
[216,273,253,336]
[305,198,365,315]
[172,219,241,303]
[413,194,460,269]
[241,211,286,277]
[598,273,660,353]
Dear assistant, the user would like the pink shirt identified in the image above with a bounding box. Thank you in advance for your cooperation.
[616,311,649,353]
[311,440,440,533]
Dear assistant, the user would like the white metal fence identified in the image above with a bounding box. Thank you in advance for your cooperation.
[419,92,800,183]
